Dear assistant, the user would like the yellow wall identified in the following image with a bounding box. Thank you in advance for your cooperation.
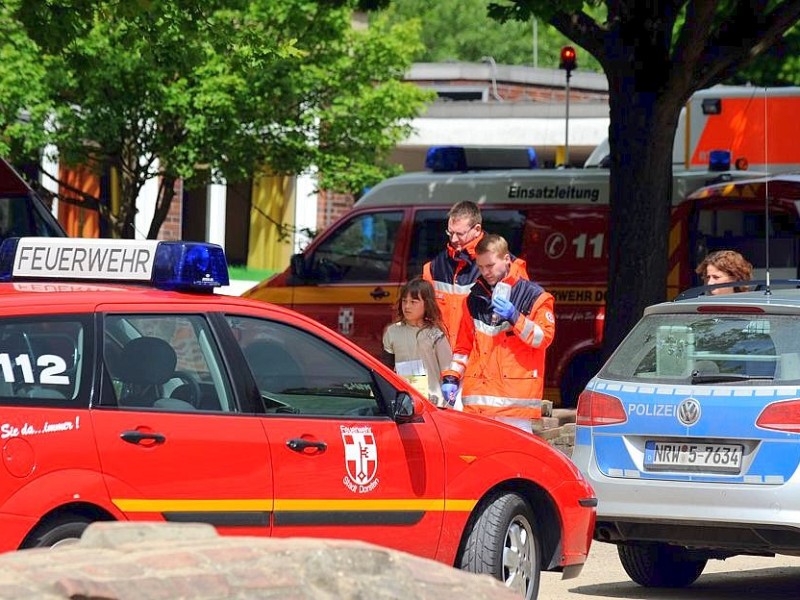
[247,171,296,271]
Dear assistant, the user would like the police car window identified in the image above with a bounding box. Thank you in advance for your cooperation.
[0,316,88,405]
[103,314,234,412]
[309,211,403,283]
[602,313,788,384]
[408,209,527,277]
[225,315,382,417]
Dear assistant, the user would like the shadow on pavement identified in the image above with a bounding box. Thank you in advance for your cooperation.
[564,566,800,599]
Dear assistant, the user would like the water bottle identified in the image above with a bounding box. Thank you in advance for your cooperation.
[491,281,512,325]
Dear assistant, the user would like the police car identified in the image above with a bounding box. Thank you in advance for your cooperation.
[573,283,800,588]
[0,237,595,599]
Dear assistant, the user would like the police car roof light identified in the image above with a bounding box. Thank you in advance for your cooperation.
[0,238,229,291]
[425,146,537,172]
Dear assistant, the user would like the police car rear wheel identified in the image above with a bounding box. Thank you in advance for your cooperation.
[460,492,540,599]
[21,515,93,549]
[618,542,707,588]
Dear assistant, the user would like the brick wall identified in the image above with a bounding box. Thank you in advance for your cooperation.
[157,179,183,241]
[316,189,356,232]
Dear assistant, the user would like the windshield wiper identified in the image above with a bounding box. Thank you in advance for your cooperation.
[690,372,774,384]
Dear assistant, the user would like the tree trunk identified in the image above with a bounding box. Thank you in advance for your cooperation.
[147,176,176,240]
[603,72,682,357]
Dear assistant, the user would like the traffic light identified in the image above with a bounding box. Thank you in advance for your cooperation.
[559,46,577,74]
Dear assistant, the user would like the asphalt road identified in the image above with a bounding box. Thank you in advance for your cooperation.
[539,540,800,600]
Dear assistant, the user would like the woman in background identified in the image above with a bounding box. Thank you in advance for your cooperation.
[695,250,753,295]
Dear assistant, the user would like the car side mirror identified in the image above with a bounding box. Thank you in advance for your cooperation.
[290,253,307,280]
[393,391,423,423]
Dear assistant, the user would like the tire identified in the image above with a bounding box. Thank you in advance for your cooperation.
[21,515,92,549]
[460,493,540,599]
[618,542,707,588]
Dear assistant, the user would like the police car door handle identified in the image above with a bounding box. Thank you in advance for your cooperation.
[286,438,327,452]
[120,431,166,445]
[370,287,390,300]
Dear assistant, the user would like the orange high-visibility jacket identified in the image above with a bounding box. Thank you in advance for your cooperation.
[443,273,555,420]
[423,233,527,346]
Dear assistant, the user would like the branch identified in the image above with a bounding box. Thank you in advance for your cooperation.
[38,167,121,229]
[550,9,608,68]
[690,0,800,91]
[669,0,722,99]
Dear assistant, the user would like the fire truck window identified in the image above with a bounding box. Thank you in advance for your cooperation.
[309,211,403,283]
[695,209,800,280]
[225,316,384,417]
[408,209,527,277]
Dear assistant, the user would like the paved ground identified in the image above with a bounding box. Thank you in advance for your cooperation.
[540,537,800,599]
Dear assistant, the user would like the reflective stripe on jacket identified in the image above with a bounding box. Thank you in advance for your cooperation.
[443,273,555,420]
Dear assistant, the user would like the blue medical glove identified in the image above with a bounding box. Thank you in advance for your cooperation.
[441,376,459,407]
[491,296,518,323]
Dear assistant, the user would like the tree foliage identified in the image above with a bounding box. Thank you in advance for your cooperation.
[488,0,800,355]
[377,0,602,72]
[2,0,431,239]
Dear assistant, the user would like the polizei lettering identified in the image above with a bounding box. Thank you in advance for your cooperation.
[627,403,676,417]
[508,185,601,203]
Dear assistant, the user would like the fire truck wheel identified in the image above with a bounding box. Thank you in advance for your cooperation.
[460,492,540,600]
[21,514,93,549]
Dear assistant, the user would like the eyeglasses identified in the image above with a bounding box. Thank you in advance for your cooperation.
[445,224,477,240]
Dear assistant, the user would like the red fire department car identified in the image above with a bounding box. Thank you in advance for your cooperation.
[0,237,594,599]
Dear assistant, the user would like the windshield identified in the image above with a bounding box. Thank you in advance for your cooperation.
[601,313,796,385]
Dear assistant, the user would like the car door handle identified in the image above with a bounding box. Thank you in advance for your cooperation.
[286,438,327,452]
[370,287,390,300]
[120,431,166,445]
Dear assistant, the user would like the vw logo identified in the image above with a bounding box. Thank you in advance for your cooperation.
[677,398,701,426]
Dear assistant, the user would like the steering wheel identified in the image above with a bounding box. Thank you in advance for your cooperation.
[170,370,203,408]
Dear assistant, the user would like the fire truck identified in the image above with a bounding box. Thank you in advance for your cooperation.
[586,85,800,172]
[0,158,65,241]
[244,146,768,407]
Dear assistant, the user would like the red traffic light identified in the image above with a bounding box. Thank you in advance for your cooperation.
[559,46,577,73]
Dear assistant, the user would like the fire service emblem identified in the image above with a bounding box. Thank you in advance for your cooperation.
[341,425,379,493]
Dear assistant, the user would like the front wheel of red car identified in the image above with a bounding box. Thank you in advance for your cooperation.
[21,514,93,549]
[618,542,707,587]
[460,492,540,599]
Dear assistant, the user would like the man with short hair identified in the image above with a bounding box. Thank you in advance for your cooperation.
[441,234,555,431]
[422,201,484,348]
[423,202,527,348]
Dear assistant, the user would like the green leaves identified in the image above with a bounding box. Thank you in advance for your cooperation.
[4,0,429,237]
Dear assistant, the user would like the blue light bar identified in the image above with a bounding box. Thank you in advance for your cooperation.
[0,238,229,292]
[425,146,467,171]
[152,241,229,291]
[708,149,731,172]
[425,146,537,172]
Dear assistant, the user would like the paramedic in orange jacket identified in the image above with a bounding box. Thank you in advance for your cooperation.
[441,234,555,431]
[423,201,527,346]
